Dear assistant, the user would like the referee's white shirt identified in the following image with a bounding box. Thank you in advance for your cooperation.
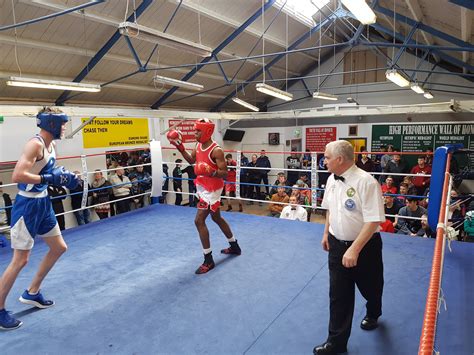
[321,165,385,241]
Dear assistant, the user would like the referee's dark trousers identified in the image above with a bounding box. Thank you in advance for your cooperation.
[327,232,384,348]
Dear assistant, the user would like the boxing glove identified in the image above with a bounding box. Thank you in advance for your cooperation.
[194,162,216,177]
[166,130,185,152]
[41,166,79,190]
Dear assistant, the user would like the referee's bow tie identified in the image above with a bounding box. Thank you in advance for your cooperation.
[334,174,345,182]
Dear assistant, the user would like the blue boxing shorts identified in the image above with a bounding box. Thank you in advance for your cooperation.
[10,190,60,250]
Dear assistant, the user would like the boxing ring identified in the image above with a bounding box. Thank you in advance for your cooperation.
[0,203,472,354]
[0,142,473,354]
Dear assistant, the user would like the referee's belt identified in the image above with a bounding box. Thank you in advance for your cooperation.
[329,232,380,247]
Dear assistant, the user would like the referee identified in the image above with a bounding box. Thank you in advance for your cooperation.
[314,140,385,355]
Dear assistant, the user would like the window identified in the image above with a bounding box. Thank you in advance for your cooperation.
[274,0,330,27]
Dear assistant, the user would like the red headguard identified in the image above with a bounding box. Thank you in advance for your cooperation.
[194,118,215,143]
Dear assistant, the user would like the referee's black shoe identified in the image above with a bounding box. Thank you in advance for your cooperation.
[313,342,347,354]
[360,316,379,330]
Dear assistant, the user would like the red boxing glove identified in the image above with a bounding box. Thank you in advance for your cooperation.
[194,162,216,177]
[166,129,185,152]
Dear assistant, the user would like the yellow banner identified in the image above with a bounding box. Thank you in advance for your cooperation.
[82,118,149,149]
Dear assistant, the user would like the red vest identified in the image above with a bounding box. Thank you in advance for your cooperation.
[226,160,237,182]
[195,142,225,192]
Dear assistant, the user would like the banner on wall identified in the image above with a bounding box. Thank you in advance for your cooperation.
[372,123,473,167]
[168,120,196,143]
[371,123,473,152]
[82,118,149,149]
[305,127,337,152]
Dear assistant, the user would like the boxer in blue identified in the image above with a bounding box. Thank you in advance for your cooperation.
[0,108,78,330]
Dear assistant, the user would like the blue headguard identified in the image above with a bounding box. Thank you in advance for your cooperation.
[36,112,69,140]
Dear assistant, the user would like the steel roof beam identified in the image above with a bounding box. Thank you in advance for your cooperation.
[210,12,338,112]
[151,0,278,109]
[168,0,318,62]
[55,0,154,105]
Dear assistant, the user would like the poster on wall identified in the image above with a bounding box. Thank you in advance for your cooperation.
[168,120,196,143]
[82,117,149,149]
[305,127,337,152]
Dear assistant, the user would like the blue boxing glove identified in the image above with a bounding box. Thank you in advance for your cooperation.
[41,166,79,190]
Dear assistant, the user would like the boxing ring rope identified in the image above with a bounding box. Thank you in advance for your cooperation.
[418,153,452,355]
[0,148,436,227]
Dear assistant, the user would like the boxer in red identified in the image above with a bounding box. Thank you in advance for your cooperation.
[167,119,241,274]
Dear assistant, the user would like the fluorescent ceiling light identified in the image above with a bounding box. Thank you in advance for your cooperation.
[423,91,434,99]
[256,83,293,101]
[232,97,260,112]
[410,82,425,94]
[6,76,100,92]
[313,91,338,101]
[274,0,329,27]
[119,22,212,57]
[341,0,377,25]
[385,69,410,87]
[153,75,204,91]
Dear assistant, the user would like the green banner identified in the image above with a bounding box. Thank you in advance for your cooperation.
[372,123,473,167]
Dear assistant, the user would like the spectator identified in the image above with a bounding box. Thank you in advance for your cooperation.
[268,187,289,217]
[127,151,139,168]
[464,210,474,242]
[447,189,463,225]
[182,164,197,207]
[224,154,243,212]
[356,150,375,172]
[160,164,169,204]
[69,171,91,226]
[109,166,132,214]
[280,195,307,221]
[410,156,432,195]
[246,154,261,203]
[397,183,409,204]
[240,153,249,199]
[424,148,433,166]
[302,149,312,169]
[129,165,152,206]
[299,172,311,188]
[129,174,146,210]
[301,149,312,179]
[269,172,291,196]
[380,144,394,171]
[141,149,151,175]
[396,197,427,235]
[418,214,436,238]
[0,183,12,226]
[318,154,330,188]
[373,147,384,173]
[381,176,397,195]
[384,195,403,223]
[172,159,183,206]
[286,149,301,185]
[256,150,271,198]
[296,179,312,222]
[383,152,407,185]
[402,176,416,195]
[48,185,67,230]
[91,170,111,219]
